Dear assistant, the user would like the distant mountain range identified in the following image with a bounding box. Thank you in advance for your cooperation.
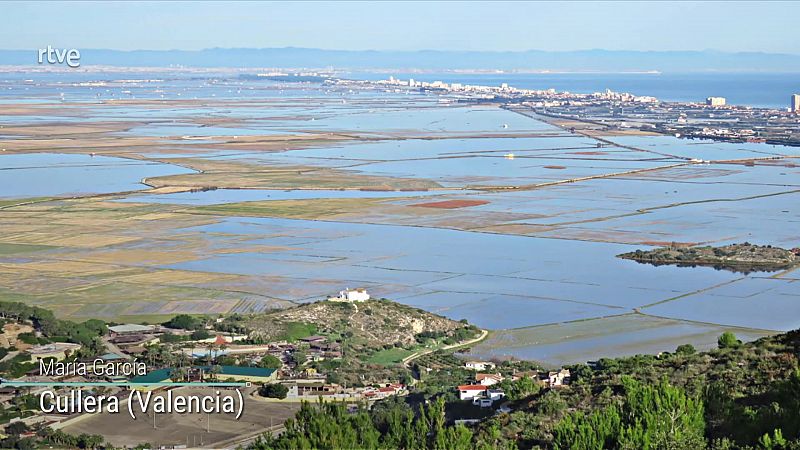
[3,47,800,72]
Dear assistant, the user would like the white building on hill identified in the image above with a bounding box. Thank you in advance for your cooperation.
[328,288,370,303]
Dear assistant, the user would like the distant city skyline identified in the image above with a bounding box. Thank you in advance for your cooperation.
[2,1,800,54]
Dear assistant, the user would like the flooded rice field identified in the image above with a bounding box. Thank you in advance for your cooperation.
[0,153,195,198]
[117,188,466,206]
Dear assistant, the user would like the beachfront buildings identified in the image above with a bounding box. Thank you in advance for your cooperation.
[706,96,727,106]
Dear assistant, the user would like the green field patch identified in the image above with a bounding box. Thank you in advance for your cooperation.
[0,288,37,303]
[367,347,415,365]
[0,197,54,209]
[0,243,56,255]
[190,198,388,219]
[276,321,318,342]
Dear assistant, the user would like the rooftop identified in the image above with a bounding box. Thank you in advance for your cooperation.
[130,368,172,384]
[28,342,81,354]
[458,385,488,391]
[109,324,155,334]
[129,366,277,384]
[196,365,277,378]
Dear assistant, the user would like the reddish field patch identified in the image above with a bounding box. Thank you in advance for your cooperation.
[544,165,567,169]
[572,151,607,155]
[411,199,490,209]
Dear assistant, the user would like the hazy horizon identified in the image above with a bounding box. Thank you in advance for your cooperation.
[4,47,800,73]
[3,1,799,54]
[4,46,800,56]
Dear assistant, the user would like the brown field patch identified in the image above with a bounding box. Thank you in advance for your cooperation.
[2,260,133,276]
[74,249,198,266]
[116,270,240,286]
[410,199,490,209]
[0,232,139,248]
[543,165,567,170]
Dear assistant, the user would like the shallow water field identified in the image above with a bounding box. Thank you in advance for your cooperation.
[117,188,466,205]
[1,75,797,364]
[465,314,774,367]
[0,153,195,198]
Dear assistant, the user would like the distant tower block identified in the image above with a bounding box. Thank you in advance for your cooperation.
[792,94,800,112]
[706,96,726,106]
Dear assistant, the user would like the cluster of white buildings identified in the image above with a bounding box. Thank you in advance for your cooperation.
[286,382,405,401]
[374,76,658,105]
[457,361,572,408]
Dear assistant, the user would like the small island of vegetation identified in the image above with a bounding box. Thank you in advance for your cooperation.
[618,242,800,273]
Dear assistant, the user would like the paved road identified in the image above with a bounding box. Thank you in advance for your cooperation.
[402,329,489,368]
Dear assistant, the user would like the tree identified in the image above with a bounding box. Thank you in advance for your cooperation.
[15,437,36,450]
[499,376,541,401]
[76,433,104,450]
[718,332,740,349]
[676,343,697,355]
[5,422,28,435]
[258,383,289,399]
[217,355,238,366]
[293,350,307,366]
[209,364,222,380]
[259,355,282,369]
[247,398,474,450]
[759,429,787,450]
[190,329,211,340]
[164,314,203,330]
[170,367,188,382]
[553,377,706,450]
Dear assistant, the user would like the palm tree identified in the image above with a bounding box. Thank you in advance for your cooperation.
[170,367,188,382]
[209,364,222,381]
[84,434,104,450]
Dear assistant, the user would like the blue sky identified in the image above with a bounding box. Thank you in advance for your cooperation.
[3,1,799,53]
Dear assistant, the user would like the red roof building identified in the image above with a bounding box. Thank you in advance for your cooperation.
[457,385,488,400]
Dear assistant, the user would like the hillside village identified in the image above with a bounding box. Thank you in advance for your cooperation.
[0,289,551,447]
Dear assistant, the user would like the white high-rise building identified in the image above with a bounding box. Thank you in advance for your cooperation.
[706,97,726,107]
[792,94,800,112]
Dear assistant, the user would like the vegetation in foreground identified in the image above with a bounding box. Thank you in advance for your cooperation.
[249,328,800,450]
